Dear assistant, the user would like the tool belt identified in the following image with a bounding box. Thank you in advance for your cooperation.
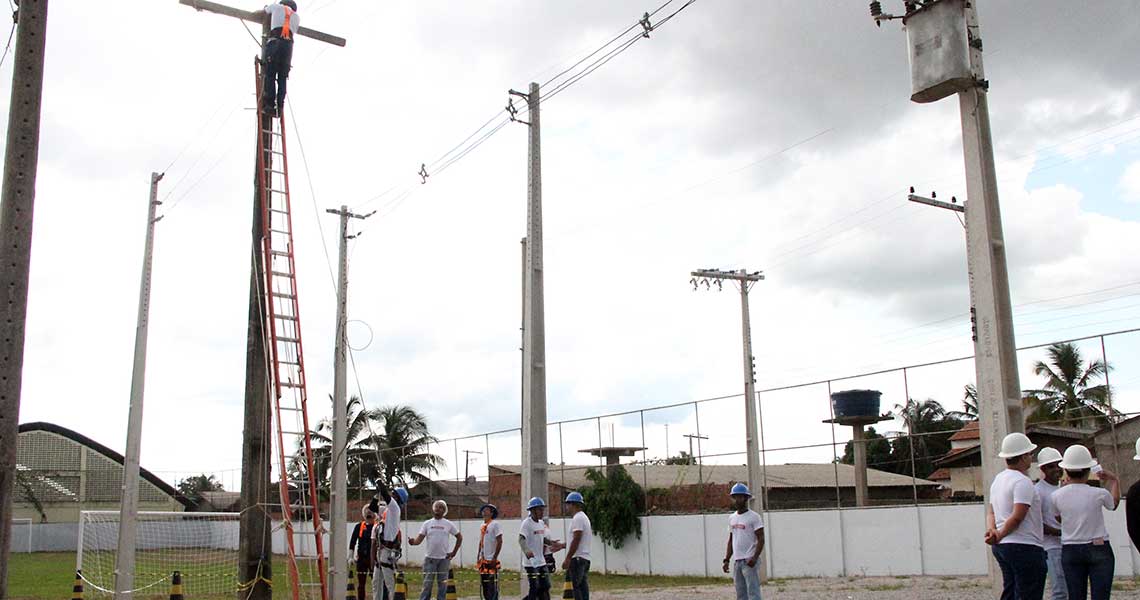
[477,559,500,575]
[268,27,294,41]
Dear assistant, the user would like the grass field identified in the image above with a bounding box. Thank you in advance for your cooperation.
[7,552,724,599]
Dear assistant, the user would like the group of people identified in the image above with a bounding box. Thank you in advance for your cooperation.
[349,481,593,600]
[986,432,1140,600]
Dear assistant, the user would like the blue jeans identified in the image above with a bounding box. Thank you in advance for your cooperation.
[568,558,590,600]
[1045,547,1068,600]
[1062,543,1114,600]
[732,559,762,600]
[992,543,1047,600]
[524,565,550,600]
[419,557,449,600]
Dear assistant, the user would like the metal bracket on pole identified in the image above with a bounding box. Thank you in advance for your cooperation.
[419,163,429,184]
[639,12,653,37]
[507,91,531,126]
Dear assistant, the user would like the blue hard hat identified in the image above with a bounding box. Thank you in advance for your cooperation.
[729,483,751,497]
[564,491,584,505]
[478,503,499,519]
[526,496,546,510]
[394,488,409,505]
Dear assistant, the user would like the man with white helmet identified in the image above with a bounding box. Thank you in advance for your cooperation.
[722,483,764,600]
[1052,444,1119,600]
[1035,447,1067,600]
[408,500,462,600]
[985,432,1046,599]
[561,491,593,600]
[1126,438,1140,551]
[519,497,560,600]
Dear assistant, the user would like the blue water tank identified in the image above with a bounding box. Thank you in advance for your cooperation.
[830,389,881,419]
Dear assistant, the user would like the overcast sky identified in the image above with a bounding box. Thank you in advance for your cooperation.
[10,0,1140,490]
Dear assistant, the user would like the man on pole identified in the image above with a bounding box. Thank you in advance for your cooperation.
[261,0,299,117]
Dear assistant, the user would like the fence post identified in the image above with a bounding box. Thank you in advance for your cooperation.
[639,409,652,575]
[903,368,926,575]
[826,381,841,508]
[695,402,709,577]
[757,391,773,578]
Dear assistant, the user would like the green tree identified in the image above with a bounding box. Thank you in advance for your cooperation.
[176,473,224,507]
[891,398,964,479]
[664,451,696,465]
[581,466,644,548]
[961,384,979,420]
[1023,343,1115,428]
[839,427,894,472]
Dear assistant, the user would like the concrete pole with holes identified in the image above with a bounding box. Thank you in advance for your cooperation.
[0,2,50,596]
[113,173,164,599]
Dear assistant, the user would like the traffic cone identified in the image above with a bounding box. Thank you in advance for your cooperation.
[562,570,574,599]
[445,569,457,600]
[347,566,356,600]
[169,571,184,600]
[393,571,407,600]
[71,570,84,600]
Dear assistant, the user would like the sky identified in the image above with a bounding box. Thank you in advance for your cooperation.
[8,0,1140,491]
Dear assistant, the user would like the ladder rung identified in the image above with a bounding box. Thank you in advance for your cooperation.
[275,314,298,321]
[276,336,300,343]
[282,381,304,388]
[281,430,306,435]
[261,129,282,136]
[279,359,299,366]
[279,405,304,410]
[265,168,286,175]
[269,207,289,214]
[271,270,293,278]
[272,292,296,299]
[270,250,292,257]
[269,229,291,235]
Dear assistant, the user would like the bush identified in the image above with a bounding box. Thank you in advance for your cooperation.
[581,466,644,548]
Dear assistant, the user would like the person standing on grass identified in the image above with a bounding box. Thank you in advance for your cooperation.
[723,483,764,600]
[985,432,1046,600]
[350,504,378,600]
[520,497,561,600]
[408,500,463,600]
[371,481,408,600]
[1125,438,1140,551]
[1035,447,1067,600]
[560,492,593,600]
[1053,444,1120,600]
[477,503,503,600]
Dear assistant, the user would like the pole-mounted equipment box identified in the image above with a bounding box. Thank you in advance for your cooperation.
[904,0,974,103]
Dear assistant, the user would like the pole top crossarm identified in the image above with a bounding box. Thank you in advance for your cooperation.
[179,0,348,47]
[690,268,765,282]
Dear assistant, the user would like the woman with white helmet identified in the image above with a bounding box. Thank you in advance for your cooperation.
[1052,444,1120,600]
[985,432,1047,599]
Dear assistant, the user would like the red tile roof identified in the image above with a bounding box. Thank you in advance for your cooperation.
[927,468,951,481]
[949,421,980,441]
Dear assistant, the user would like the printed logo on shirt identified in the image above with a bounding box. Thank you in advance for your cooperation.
[731,524,750,530]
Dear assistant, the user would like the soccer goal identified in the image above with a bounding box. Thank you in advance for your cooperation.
[77,511,240,597]
[11,518,31,553]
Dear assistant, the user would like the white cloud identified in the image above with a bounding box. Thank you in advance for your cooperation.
[1119,161,1140,202]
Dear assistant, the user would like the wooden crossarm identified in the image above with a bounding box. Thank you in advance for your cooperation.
[179,0,347,47]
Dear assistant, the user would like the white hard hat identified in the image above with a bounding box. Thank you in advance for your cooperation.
[997,433,1037,459]
[1133,437,1140,461]
[1059,444,1098,471]
[1036,447,1062,466]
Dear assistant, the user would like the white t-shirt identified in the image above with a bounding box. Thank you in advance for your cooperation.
[519,517,548,564]
[570,511,593,560]
[480,520,502,561]
[728,510,764,561]
[990,469,1043,546]
[1035,479,1062,551]
[372,499,402,545]
[1053,483,1115,545]
[264,5,301,35]
[418,518,459,559]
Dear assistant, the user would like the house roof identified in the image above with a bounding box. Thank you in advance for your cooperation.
[491,463,940,490]
[949,422,980,442]
[18,421,193,509]
[934,446,981,468]
[1026,423,1096,440]
[410,479,489,506]
[927,468,951,481]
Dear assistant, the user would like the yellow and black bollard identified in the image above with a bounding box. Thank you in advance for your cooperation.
[71,570,84,600]
[347,566,356,600]
[169,571,184,600]
[562,569,574,600]
[393,571,407,600]
[445,569,457,600]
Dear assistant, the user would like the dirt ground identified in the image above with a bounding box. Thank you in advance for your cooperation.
[584,576,1140,599]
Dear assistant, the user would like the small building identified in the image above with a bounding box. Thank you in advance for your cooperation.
[1091,414,1140,484]
[488,463,942,518]
[15,422,191,523]
[934,421,1096,499]
[406,477,490,519]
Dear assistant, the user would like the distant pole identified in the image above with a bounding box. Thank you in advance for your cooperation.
[0,2,50,596]
[683,434,707,463]
[512,83,548,516]
[114,173,164,599]
[325,205,372,600]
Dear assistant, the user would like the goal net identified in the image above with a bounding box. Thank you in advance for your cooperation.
[11,518,31,552]
[78,511,240,598]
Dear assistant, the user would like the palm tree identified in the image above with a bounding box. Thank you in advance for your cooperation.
[892,398,964,478]
[1022,343,1115,428]
[303,399,443,497]
[961,384,979,420]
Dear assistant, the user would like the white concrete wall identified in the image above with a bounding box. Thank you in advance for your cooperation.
[38,501,1140,579]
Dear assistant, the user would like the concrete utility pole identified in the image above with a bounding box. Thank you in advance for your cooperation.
[176,4,344,599]
[0,2,49,596]
[691,268,766,579]
[114,173,164,599]
[511,83,548,517]
[325,205,371,600]
[682,433,707,464]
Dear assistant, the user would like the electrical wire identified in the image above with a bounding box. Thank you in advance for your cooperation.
[0,19,15,72]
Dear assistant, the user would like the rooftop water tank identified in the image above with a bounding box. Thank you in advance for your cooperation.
[830,389,882,420]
